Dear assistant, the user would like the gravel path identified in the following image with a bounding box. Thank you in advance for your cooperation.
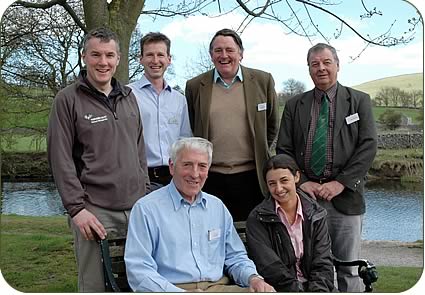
[361,240,423,267]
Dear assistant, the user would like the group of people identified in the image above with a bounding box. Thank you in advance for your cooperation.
[47,26,377,292]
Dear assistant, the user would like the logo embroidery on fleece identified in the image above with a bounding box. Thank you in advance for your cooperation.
[84,113,108,124]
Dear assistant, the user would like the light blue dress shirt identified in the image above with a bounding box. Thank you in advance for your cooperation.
[213,66,243,88]
[128,75,192,167]
[124,181,258,292]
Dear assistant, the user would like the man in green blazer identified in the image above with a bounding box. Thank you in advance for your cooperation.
[185,28,279,221]
[276,43,378,292]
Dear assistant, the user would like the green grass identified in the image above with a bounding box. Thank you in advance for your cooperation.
[1,134,47,152]
[1,105,50,130]
[373,106,422,124]
[370,148,423,182]
[352,73,423,99]
[373,266,423,292]
[0,215,77,292]
[374,148,423,161]
[0,214,423,292]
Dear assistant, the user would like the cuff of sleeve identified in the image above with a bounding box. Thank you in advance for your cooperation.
[69,206,85,218]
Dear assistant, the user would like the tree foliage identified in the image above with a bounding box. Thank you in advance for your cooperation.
[378,109,403,130]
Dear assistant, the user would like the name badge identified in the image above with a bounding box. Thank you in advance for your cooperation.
[208,229,221,241]
[345,113,360,125]
[257,102,267,112]
[167,113,179,125]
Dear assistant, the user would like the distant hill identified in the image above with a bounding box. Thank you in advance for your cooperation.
[352,73,423,99]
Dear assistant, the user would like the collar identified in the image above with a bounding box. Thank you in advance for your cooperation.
[314,83,338,103]
[213,66,243,88]
[78,69,128,97]
[138,74,172,92]
[168,180,207,211]
[274,193,304,223]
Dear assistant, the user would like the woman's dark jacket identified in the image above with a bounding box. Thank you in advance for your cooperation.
[246,189,334,292]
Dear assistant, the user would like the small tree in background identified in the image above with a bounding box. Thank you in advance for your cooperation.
[279,78,306,106]
[379,110,403,130]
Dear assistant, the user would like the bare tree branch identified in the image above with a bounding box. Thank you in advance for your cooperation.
[14,0,87,32]
[235,0,271,17]
[359,0,382,19]
[295,0,401,47]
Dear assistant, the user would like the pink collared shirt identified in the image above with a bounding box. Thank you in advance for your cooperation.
[275,194,306,283]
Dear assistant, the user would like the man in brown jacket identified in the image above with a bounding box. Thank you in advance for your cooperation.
[47,27,149,292]
[185,28,278,221]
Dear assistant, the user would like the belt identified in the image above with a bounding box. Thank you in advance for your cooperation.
[148,166,170,178]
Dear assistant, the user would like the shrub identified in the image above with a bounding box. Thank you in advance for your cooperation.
[379,110,403,130]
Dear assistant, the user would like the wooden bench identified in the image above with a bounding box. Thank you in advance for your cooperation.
[97,221,378,292]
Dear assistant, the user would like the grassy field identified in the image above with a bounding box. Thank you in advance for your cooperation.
[373,106,422,124]
[1,134,47,152]
[352,73,423,99]
[0,214,423,292]
[0,215,77,292]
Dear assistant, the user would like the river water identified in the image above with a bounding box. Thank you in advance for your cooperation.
[1,181,423,242]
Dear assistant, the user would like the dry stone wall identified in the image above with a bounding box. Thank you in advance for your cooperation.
[377,133,423,149]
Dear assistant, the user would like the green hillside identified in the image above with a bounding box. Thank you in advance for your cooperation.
[352,73,423,99]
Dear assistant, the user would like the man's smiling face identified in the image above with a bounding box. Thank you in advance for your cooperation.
[210,35,242,83]
[82,38,120,91]
[140,41,171,82]
[169,148,209,203]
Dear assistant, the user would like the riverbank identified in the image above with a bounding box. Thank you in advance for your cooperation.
[1,149,424,181]
[361,240,423,267]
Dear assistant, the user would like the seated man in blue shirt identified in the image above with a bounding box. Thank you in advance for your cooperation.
[124,137,275,292]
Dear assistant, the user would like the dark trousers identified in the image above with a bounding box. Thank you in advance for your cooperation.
[202,169,264,221]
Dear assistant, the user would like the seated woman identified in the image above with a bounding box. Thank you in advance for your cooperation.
[246,154,335,292]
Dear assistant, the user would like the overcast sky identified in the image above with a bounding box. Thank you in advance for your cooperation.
[136,0,424,91]
[1,0,423,91]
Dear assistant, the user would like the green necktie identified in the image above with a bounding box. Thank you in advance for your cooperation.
[311,94,329,176]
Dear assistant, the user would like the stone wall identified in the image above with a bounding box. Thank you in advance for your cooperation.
[378,133,423,149]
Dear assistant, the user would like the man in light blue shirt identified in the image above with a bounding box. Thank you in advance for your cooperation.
[128,32,191,186]
[125,137,275,292]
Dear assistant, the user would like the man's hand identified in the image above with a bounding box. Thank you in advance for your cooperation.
[72,209,107,240]
[317,180,345,201]
[249,276,276,292]
[300,181,322,200]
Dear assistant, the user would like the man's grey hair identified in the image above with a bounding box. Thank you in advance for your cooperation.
[307,43,339,66]
[169,137,213,167]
